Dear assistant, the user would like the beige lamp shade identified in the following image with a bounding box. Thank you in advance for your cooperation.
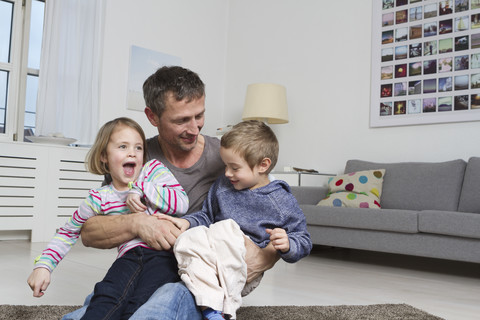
[242,83,289,124]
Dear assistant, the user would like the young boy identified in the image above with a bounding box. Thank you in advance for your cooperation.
[161,120,312,320]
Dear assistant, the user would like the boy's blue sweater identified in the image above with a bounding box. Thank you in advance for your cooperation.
[184,175,312,263]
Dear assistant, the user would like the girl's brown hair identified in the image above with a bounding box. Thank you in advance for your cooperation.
[85,117,147,175]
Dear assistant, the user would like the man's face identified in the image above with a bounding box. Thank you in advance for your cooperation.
[156,94,206,152]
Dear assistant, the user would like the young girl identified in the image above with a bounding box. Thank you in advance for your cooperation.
[27,117,189,319]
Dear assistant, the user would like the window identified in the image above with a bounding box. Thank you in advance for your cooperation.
[0,0,45,141]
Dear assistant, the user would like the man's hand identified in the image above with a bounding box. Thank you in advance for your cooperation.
[27,268,51,297]
[155,214,190,233]
[81,213,182,250]
[244,236,280,283]
[133,213,182,250]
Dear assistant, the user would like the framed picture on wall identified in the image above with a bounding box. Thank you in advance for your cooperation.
[370,0,480,127]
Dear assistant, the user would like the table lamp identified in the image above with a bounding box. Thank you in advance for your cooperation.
[242,83,289,124]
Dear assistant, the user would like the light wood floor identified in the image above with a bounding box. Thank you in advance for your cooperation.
[2,240,479,319]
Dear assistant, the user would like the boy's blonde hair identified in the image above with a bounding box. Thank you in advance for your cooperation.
[86,117,147,175]
[221,120,278,174]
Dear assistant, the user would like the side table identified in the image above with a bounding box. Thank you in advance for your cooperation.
[271,171,335,186]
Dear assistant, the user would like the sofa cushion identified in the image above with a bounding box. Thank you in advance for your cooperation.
[291,186,328,205]
[419,210,480,240]
[458,157,480,214]
[317,169,385,209]
[301,204,418,233]
[318,192,381,209]
[344,159,466,211]
[324,169,385,196]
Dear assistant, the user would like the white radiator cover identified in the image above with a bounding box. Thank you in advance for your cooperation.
[0,142,103,242]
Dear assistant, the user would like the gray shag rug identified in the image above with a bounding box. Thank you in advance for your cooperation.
[0,303,444,320]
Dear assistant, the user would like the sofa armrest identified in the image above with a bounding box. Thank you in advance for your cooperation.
[291,186,328,205]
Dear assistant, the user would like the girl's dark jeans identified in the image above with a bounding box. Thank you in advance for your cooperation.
[80,247,180,320]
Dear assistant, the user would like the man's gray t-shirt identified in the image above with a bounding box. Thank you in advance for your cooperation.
[146,135,224,214]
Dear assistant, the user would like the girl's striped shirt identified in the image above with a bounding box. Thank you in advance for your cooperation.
[34,159,188,272]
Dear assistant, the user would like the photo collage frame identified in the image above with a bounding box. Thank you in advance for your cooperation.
[370,0,480,127]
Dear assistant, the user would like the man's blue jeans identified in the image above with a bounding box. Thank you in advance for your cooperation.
[62,282,202,320]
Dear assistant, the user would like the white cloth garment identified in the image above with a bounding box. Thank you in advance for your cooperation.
[174,219,262,319]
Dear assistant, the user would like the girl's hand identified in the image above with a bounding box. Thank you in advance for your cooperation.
[27,268,51,297]
[266,228,290,253]
[154,214,190,232]
[126,193,147,213]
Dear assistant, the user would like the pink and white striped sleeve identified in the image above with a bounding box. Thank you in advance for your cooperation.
[33,190,101,272]
[129,159,189,216]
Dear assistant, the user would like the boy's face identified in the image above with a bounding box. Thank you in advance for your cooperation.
[220,147,270,190]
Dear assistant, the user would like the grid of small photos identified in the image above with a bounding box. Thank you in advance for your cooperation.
[378,0,480,122]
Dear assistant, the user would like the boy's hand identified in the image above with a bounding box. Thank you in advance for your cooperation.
[266,228,290,253]
[126,193,147,213]
[154,214,190,232]
[27,268,51,297]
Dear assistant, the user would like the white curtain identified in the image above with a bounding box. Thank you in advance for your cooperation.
[36,0,105,146]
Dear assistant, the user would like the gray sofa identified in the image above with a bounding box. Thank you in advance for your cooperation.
[291,157,480,263]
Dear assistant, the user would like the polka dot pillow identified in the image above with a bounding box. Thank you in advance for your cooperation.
[317,169,386,209]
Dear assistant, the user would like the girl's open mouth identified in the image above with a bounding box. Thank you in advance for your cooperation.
[123,163,136,176]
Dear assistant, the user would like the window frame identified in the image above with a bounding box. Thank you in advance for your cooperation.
[0,0,40,142]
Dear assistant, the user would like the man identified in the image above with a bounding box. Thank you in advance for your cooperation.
[63,66,279,320]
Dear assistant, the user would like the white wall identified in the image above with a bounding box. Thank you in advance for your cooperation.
[98,0,229,139]
[98,0,480,175]
[225,0,480,174]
